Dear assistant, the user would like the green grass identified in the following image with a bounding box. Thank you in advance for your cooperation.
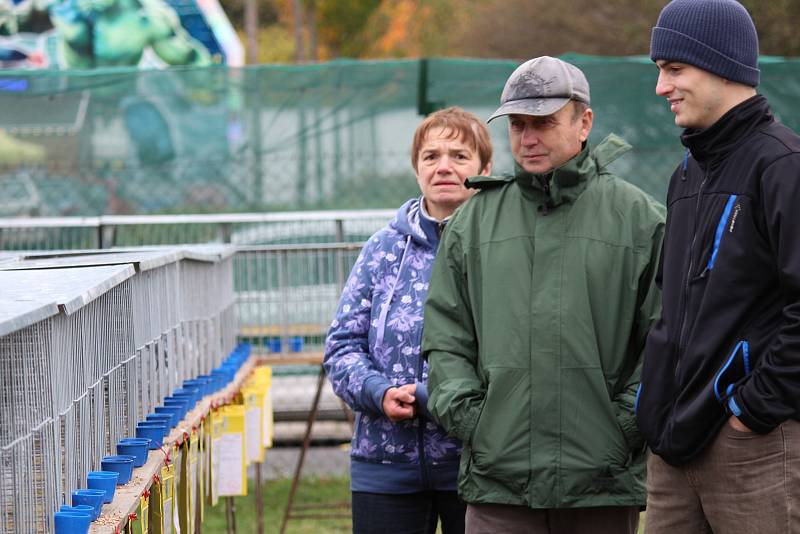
[202,477,352,533]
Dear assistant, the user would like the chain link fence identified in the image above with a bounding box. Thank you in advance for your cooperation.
[3,56,800,217]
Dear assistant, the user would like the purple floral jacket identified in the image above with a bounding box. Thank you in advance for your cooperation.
[324,197,462,493]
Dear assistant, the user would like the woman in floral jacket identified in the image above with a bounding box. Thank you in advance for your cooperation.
[324,107,492,534]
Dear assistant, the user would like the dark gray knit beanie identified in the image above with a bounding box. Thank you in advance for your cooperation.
[651,0,760,87]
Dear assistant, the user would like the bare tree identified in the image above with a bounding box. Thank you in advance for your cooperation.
[293,0,306,61]
[454,0,800,59]
[456,0,664,58]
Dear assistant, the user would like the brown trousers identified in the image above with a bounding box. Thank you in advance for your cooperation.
[645,419,800,534]
[465,502,640,534]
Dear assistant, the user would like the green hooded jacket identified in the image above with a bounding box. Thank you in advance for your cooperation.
[423,134,665,508]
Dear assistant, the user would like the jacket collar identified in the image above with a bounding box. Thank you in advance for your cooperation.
[512,134,631,212]
[418,197,446,244]
[681,95,772,167]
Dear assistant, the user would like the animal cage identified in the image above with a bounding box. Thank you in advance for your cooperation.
[0,245,236,533]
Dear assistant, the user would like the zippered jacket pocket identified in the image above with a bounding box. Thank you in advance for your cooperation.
[713,340,751,402]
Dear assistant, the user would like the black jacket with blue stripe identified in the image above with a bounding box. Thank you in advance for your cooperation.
[636,95,800,466]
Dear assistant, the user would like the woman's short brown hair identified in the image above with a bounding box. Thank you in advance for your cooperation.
[411,106,493,173]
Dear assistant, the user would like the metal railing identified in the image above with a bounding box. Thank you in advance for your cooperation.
[0,210,394,250]
[0,210,393,355]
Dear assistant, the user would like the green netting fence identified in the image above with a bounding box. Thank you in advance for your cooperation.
[2,54,800,216]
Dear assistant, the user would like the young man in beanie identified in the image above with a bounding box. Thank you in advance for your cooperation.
[636,0,800,532]
[422,56,665,533]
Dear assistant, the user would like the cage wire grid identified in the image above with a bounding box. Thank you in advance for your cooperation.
[0,247,236,533]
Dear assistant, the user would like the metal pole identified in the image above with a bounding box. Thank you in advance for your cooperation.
[225,495,231,534]
[280,365,325,534]
[334,220,347,326]
[252,94,264,211]
[225,496,237,534]
[297,105,308,207]
[255,461,264,534]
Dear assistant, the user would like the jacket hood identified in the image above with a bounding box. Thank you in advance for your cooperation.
[389,197,442,249]
[467,134,632,212]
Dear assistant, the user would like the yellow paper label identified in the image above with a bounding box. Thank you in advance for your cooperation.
[136,493,150,534]
[187,431,198,533]
[243,388,264,464]
[210,409,224,506]
[177,440,190,534]
[216,405,247,497]
[161,464,175,534]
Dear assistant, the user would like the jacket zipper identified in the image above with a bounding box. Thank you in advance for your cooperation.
[676,172,708,376]
[417,351,429,489]
[537,175,553,215]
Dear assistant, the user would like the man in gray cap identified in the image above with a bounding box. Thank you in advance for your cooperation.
[422,56,665,533]
[637,1,800,532]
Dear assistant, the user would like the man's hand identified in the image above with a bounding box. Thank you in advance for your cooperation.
[382,385,417,422]
[728,415,753,433]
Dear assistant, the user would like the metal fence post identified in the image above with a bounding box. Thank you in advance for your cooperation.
[334,218,346,290]
[219,223,233,244]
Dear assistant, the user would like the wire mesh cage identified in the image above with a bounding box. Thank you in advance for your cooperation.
[0,245,237,532]
[31,420,59,534]
[0,433,32,533]
[0,321,55,447]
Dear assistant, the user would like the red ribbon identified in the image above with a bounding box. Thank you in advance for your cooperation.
[158,445,171,465]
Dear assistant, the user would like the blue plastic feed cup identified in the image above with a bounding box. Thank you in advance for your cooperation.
[119,436,152,456]
[164,395,189,410]
[163,397,190,419]
[116,439,149,467]
[145,413,174,428]
[289,336,304,352]
[54,511,92,533]
[183,379,208,396]
[268,338,282,353]
[71,489,106,520]
[119,437,151,447]
[211,368,230,388]
[87,471,119,502]
[170,390,197,407]
[177,385,201,403]
[100,454,135,484]
[154,405,181,426]
[136,422,167,448]
[197,374,215,393]
[59,505,94,515]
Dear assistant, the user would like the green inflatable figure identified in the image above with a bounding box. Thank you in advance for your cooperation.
[49,0,211,67]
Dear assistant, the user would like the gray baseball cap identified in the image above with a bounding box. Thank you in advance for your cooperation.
[488,56,591,122]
